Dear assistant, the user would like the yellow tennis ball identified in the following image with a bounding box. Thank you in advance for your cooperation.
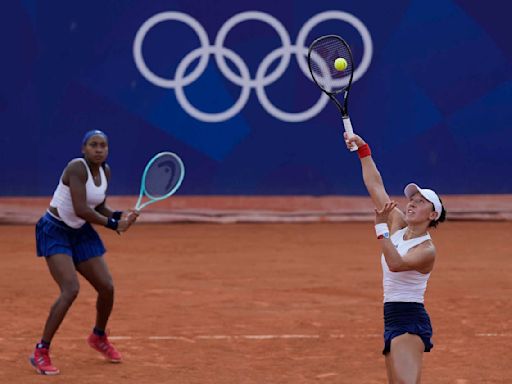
[334,58,347,71]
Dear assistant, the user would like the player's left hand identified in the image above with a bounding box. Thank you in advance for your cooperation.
[126,209,140,225]
[374,201,397,224]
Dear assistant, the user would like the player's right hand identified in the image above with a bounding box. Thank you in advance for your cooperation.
[117,218,132,232]
[344,132,366,150]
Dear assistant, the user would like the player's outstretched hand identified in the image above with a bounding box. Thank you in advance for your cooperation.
[343,132,366,151]
[374,201,398,224]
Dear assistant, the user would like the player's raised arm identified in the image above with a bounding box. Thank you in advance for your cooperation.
[344,133,406,232]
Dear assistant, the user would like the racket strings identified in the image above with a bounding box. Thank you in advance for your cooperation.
[309,37,353,94]
[144,154,184,199]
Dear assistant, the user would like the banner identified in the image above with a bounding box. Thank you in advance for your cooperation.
[1,1,510,195]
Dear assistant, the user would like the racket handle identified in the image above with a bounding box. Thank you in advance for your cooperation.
[342,116,358,151]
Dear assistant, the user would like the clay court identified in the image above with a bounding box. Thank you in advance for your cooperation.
[1,206,511,383]
[4,3,512,382]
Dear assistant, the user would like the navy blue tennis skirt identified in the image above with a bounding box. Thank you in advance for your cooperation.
[383,302,433,355]
[35,212,106,264]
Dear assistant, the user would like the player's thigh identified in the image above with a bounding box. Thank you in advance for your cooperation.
[389,333,424,383]
[76,256,113,292]
[45,253,80,292]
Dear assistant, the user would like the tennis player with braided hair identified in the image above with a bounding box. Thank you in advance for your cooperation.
[30,130,139,375]
[345,132,446,383]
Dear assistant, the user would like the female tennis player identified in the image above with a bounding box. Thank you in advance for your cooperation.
[30,130,139,375]
[345,133,446,383]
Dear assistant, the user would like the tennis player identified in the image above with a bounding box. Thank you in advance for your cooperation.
[345,133,446,383]
[30,130,139,375]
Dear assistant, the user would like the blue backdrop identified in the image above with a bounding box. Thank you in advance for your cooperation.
[2,0,511,196]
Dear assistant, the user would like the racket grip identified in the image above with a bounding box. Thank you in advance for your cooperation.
[342,117,358,152]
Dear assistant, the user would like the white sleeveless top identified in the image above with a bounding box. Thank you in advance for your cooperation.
[50,158,107,228]
[381,227,432,303]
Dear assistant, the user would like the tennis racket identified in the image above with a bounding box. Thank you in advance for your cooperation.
[308,35,357,151]
[135,151,185,211]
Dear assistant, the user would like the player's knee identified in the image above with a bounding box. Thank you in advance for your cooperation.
[98,280,114,297]
[61,281,80,302]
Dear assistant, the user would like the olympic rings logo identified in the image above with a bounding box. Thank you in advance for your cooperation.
[133,11,373,123]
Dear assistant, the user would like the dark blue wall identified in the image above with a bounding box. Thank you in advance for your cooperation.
[2,0,511,196]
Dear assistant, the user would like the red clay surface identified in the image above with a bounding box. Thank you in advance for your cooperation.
[1,221,511,383]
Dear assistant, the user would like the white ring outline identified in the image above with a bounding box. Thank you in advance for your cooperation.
[133,12,210,88]
[174,46,251,123]
[214,11,292,88]
[255,46,330,123]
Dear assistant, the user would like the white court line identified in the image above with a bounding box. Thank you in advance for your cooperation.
[107,336,132,340]
[475,333,512,337]
[196,335,232,340]
[4,334,340,342]
[2,333,508,342]
[148,336,191,340]
[196,334,322,340]
[148,336,196,343]
[242,334,320,340]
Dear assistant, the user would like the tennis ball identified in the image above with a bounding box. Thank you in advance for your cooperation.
[334,58,348,71]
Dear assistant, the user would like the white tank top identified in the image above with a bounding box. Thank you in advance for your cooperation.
[381,227,432,303]
[50,158,107,228]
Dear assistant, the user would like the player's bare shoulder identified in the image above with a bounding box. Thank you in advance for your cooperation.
[62,159,88,185]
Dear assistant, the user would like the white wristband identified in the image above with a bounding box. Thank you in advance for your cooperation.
[375,223,390,239]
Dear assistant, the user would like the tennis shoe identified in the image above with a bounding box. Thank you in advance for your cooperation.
[29,347,60,375]
[87,333,122,362]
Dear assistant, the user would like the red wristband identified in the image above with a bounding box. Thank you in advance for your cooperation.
[358,143,371,159]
